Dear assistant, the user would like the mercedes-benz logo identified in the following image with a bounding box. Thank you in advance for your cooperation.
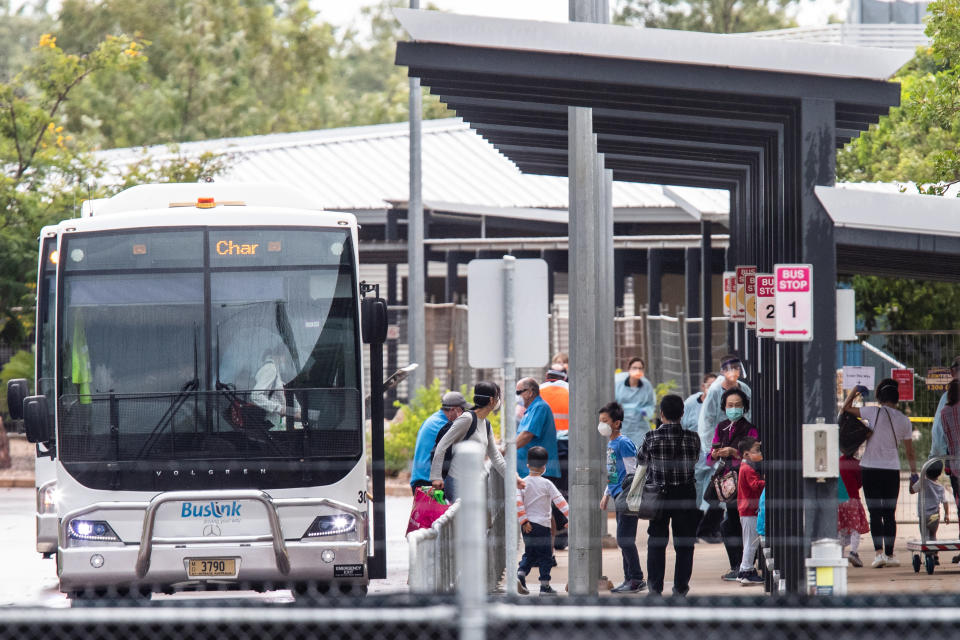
[202,524,222,537]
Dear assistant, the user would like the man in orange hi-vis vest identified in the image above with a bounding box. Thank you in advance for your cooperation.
[540,367,569,550]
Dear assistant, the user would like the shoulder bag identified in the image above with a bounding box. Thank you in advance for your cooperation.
[711,458,738,503]
[838,409,872,457]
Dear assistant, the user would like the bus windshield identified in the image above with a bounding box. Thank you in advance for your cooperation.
[56,227,362,489]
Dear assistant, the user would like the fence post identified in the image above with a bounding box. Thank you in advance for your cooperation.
[457,441,486,640]
[679,312,691,397]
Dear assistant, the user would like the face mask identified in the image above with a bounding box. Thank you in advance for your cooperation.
[491,398,501,412]
[597,422,612,437]
[726,407,744,422]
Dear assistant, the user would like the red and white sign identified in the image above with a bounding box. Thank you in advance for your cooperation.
[744,270,758,330]
[756,274,775,337]
[891,368,915,402]
[774,264,813,342]
[734,266,754,322]
[722,271,735,317]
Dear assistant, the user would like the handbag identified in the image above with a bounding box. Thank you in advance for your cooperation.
[712,462,738,503]
[635,479,666,520]
[615,464,648,514]
[224,399,268,429]
[405,487,451,535]
[838,410,872,457]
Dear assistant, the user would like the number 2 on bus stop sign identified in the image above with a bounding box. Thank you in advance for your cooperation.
[756,274,775,338]
[774,264,813,342]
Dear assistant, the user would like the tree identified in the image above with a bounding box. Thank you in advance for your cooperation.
[613,0,796,33]
[52,0,448,148]
[0,30,144,343]
[850,275,960,330]
[837,0,960,193]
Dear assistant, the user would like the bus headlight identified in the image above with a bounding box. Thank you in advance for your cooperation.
[68,520,123,546]
[38,484,59,514]
[303,514,356,538]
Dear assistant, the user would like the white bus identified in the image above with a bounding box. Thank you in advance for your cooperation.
[8,227,60,556]
[14,183,385,598]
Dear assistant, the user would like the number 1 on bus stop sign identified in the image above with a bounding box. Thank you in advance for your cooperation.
[774,264,813,342]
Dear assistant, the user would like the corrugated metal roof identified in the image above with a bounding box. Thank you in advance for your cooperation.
[96,118,730,217]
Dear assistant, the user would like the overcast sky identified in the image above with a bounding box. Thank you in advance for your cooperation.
[316,0,851,32]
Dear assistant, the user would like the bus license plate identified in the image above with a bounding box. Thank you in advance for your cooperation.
[187,558,236,577]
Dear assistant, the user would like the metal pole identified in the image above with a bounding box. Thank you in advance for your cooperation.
[502,255,518,596]
[369,338,387,579]
[407,0,426,393]
[457,441,486,640]
[568,0,608,596]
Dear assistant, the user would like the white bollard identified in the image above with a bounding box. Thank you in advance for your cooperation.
[456,441,486,640]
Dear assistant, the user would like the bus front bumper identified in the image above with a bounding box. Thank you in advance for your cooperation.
[37,513,58,554]
[58,539,368,590]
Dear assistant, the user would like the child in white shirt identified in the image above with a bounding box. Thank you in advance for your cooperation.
[910,460,950,564]
[516,446,569,595]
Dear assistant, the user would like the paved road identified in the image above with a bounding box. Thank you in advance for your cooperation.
[0,488,414,606]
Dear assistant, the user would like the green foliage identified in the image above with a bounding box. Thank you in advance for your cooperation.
[384,379,500,476]
[613,0,796,33]
[48,0,449,148]
[0,29,145,343]
[837,0,960,192]
[0,348,34,416]
[651,379,678,428]
[848,275,960,330]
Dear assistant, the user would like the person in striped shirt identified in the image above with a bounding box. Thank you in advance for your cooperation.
[516,446,569,595]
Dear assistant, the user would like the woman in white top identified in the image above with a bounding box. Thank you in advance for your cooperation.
[842,378,918,568]
[430,381,507,502]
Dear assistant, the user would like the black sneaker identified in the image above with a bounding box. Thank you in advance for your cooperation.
[611,579,647,593]
[721,570,739,582]
[739,570,764,586]
[517,573,529,595]
[539,584,558,595]
[699,534,723,544]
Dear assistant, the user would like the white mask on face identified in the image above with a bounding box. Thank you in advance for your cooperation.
[597,422,612,437]
[491,398,501,412]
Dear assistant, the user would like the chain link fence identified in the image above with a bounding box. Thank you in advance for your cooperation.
[375,306,730,405]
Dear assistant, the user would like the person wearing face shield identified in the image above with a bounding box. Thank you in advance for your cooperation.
[615,356,657,448]
[431,381,520,502]
[695,355,752,543]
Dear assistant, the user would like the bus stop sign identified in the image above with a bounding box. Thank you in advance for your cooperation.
[775,264,813,342]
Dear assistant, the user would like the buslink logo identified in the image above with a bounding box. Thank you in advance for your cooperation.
[181,501,242,519]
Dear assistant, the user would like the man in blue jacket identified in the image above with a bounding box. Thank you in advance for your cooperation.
[410,391,467,493]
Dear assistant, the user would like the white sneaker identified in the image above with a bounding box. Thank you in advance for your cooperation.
[885,555,900,568]
[871,554,887,568]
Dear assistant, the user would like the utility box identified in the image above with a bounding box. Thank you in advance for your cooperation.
[802,423,839,478]
[806,538,848,596]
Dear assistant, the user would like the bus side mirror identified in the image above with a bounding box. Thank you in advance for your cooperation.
[362,297,388,345]
[7,378,28,421]
[23,395,52,444]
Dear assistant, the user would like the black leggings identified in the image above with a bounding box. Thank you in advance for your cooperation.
[861,467,901,556]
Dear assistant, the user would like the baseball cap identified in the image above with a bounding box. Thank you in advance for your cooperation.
[441,391,467,409]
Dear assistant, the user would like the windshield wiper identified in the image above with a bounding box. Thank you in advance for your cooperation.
[135,378,200,460]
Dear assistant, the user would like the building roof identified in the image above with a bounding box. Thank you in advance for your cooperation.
[96,118,729,221]
[395,9,913,81]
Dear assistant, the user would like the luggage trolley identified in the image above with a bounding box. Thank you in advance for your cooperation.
[906,455,960,575]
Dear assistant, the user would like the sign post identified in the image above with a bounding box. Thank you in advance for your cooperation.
[775,264,814,342]
[468,257,548,597]
[756,274,776,338]
[722,270,735,317]
[745,269,758,331]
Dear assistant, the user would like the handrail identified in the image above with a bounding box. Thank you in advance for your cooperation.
[408,461,505,594]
